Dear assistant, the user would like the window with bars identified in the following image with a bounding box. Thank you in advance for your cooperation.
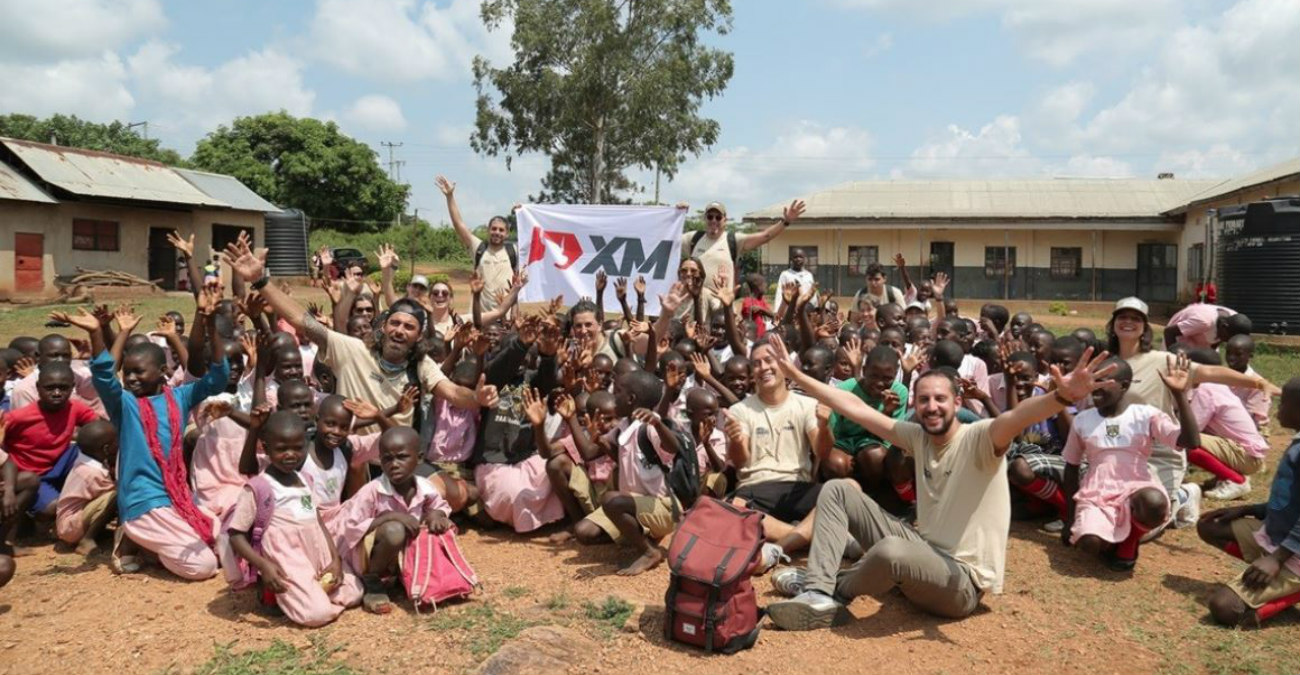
[72,219,120,251]
[984,246,1016,279]
[1050,247,1082,279]
[1188,243,1205,283]
[847,246,878,276]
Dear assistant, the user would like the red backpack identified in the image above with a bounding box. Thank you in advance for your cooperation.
[663,497,764,653]
[402,528,481,613]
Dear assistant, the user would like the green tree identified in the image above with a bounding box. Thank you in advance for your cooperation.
[471,0,734,204]
[190,111,408,232]
[0,113,186,165]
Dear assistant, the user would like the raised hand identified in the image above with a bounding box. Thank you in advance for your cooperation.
[375,243,400,271]
[1158,353,1192,394]
[713,270,735,305]
[474,375,499,408]
[50,307,101,333]
[765,334,797,374]
[240,292,268,319]
[631,407,661,426]
[815,403,832,426]
[166,230,195,258]
[197,286,221,316]
[249,402,273,430]
[881,389,902,416]
[316,246,334,270]
[156,315,177,336]
[555,393,577,420]
[114,305,141,333]
[397,384,420,414]
[893,253,906,269]
[434,175,455,196]
[694,415,715,445]
[931,272,950,298]
[343,398,382,421]
[902,343,929,374]
[594,269,607,294]
[724,415,748,452]
[689,352,712,380]
[520,387,547,426]
[844,336,863,376]
[537,319,563,356]
[11,355,36,379]
[1050,347,1116,403]
[663,359,685,391]
[223,238,266,283]
[240,332,258,374]
[511,270,528,291]
[469,271,485,295]
[782,199,806,223]
[634,275,647,296]
[614,277,628,300]
[781,281,798,303]
[342,267,364,295]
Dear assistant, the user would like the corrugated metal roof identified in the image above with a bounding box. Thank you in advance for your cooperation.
[743,178,1221,221]
[0,137,230,207]
[0,158,57,204]
[175,168,281,213]
[1166,156,1300,214]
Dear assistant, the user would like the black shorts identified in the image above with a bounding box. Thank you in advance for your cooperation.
[731,481,822,524]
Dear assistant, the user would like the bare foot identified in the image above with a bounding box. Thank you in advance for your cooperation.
[75,538,100,556]
[616,547,665,576]
[547,530,575,544]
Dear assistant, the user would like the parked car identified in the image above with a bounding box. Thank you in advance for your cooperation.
[327,247,369,278]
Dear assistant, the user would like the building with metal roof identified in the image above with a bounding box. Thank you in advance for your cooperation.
[0,137,285,298]
[741,165,1299,304]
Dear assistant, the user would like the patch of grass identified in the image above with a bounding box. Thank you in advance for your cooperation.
[543,591,571,611]
[190,636,358,675]
[582,596,634,637]
[425,603,535,659]
[501,585,531,599]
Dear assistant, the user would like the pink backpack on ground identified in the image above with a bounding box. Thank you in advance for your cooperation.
[402,528,481,612]
[218,475,277,590]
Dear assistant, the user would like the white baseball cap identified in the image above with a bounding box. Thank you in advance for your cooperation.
[409,274,430,289]
[1113,297,1149,318]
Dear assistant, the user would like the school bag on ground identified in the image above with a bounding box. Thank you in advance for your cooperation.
[636,420,700,514]
[217,474,277,590]
[663,497,764,653]
[402,528,481,613]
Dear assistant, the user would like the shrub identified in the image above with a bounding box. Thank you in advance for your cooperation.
[309,220,473,265]
[1048,301,1070,316]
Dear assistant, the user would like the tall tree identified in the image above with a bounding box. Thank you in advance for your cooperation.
[0,113,186,165]
[190,111,408,232]
[472,0,734,204]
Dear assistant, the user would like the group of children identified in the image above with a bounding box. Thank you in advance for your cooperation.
[1,235,1297,631]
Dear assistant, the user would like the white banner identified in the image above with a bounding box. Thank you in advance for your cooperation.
[517,205,685,316]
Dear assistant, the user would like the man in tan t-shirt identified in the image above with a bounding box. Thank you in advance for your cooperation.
[437,175,516,311]
[681,199,807,303]
[725,339,832,563]
[762,334,1114,629]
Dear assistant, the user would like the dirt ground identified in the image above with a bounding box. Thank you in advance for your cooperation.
[4,273,1300,675]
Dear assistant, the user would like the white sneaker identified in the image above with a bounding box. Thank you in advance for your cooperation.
[1042,519,1065,534]
[771,566,807,598]
[1205,478,1251,501]
[767,590,851,631]
[1174,483,1202,529]
[754,542,789,576]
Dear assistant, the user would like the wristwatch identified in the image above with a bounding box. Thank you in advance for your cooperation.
[1052,391,1073,407]
[251,275,271,291]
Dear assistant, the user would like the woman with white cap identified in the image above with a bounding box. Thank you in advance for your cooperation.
[1105,297,1279,530]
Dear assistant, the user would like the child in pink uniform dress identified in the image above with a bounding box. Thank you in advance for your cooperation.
[221,410,360,627]
[1062,354,1200,570]
[55,420,119,555]
[328,426,454,615]
[192,341,252,518]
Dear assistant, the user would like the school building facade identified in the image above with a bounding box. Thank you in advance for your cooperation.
[744,157,1300,304]
[0,137,279,299]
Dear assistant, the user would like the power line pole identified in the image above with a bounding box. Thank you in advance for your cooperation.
[380,142,404,229]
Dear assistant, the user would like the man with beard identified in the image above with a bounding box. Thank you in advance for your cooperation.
[762,334,1115,628]
[222,240,498,429]
[437,175,516,312]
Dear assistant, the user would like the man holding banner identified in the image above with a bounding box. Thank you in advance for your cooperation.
[516,200,807,316]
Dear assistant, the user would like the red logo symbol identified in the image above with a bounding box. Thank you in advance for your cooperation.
[527,227,583,270]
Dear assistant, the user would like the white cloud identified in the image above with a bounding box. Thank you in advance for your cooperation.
[862,33,893,59]
[127,41,315,146]
[833,0,1179,66]
[344,95,408,132]
[665,121,876,212]
[0,53,135,121]
[306,0,513,82]
[896,115,1035,177]
[0,0,165,61]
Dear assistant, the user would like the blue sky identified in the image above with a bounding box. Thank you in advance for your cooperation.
[1,0,1296,226]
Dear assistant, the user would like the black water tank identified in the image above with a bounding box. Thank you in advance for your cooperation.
[1219,197,1300,335]
[264,209,310,276]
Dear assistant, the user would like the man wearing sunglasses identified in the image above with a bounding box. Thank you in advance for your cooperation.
[683,199,807,305]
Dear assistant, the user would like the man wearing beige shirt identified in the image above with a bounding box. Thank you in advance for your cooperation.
[761,334,1115,629]
[437,175,517,312]
[681,199,806,299]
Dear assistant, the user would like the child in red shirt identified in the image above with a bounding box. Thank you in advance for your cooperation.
[740,273,774,339]
[2,361,99,525]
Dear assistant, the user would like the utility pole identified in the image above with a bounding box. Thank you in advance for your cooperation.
[380,141,404,229]
[127,121,149,139]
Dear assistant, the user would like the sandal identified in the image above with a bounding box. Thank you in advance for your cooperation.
[110,528,141,575]
[362,576,393,615]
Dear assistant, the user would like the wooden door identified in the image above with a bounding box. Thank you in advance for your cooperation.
[14,232,43,292]
[148,227,177,290]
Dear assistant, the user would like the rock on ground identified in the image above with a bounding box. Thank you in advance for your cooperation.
[476,625,596,675]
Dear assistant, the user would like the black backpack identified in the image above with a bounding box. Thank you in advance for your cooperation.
[475,241,518,271]
[688,230,738,269]
[637,420,700,513]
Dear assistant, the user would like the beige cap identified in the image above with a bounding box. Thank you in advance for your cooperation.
[704,201,727,216]
[1113,296,1149,317]
[410,274,430,288]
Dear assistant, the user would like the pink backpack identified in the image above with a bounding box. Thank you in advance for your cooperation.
[402,528,481,612]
